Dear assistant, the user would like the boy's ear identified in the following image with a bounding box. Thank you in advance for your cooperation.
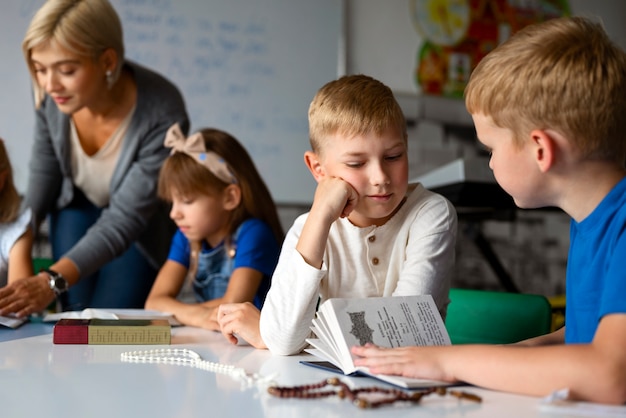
[530,129,555,173]
[304,151,325,182]
[222,184,242,210]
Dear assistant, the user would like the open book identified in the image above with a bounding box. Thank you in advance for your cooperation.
[0,314,28,329]
[303,295,451,389]
[43,308,182,326]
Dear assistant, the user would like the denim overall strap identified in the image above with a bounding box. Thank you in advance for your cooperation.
[192,224,243,302]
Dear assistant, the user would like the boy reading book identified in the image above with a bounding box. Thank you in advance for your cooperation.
[218,74,457,355]
[352,17,626,404]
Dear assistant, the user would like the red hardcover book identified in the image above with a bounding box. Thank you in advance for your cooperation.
[53,318,171,345]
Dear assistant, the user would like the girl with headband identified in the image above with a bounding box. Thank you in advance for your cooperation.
[145,124,284,330]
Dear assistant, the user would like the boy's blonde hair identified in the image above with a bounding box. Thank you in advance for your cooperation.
[308,74,407,155]
[465,16,626,164]
[22,0,125,108]
[0,140,21,223]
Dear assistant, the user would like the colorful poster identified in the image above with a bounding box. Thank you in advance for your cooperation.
[412,0,570,97]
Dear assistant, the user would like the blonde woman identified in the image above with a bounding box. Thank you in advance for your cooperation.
[0,0,189,317]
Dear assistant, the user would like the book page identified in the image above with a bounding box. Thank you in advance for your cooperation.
[0,314,27,329]
[304,342,339,365]
[311,318,342,363]
[326,295,450,349]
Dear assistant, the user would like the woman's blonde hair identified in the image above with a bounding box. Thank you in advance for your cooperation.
[22,0,124,108]
[0,140,21,223]
[308,74,407,155]
[465,16,626,164]
[158,128,284,256]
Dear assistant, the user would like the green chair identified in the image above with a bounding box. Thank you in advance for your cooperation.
[32,257,54,273]
[445,288,552,345]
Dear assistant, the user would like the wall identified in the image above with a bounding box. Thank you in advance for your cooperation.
[348,0,626,94]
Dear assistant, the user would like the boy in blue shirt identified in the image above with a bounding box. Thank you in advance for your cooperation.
[352,16,626,404]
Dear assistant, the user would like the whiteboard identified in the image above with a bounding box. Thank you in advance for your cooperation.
[0,0,344,204]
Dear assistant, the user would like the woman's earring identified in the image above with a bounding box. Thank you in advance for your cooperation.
[106,70,114,89]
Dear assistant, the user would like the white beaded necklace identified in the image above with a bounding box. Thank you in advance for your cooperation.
[120,348,276,389]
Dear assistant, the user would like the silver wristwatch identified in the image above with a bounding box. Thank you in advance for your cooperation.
[43,269,68,296]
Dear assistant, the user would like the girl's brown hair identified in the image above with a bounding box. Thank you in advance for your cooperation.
[158,128,284,248]
[0,140,21,223]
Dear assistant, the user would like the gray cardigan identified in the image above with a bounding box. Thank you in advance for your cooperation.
[25,61,190,277]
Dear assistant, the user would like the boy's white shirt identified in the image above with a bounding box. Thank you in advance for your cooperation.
[260,183,457,355]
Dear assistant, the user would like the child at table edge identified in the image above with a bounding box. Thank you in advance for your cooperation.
[144,124,283,330]
[0,139,34,287]
[218,74,457,355]
[352,16,626,405]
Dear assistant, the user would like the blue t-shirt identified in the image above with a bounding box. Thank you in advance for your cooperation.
[566,177,626,343]
[168,218,280,308]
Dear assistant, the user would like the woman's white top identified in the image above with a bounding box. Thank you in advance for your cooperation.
[70,107,135,207]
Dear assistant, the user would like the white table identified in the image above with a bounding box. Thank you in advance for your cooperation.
[0,324,554,417]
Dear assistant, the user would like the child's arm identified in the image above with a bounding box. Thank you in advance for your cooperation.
[219,179,355,353]
[146,263,264,331]
[243,177,356,354]
[7,228,34,284]
[296,176,358,268]
[144,260,194,320]
[255,212,330,355]
[195,267,263,329]
[200,267,262,307]
[515,326,565,346]
[352,314,626,404]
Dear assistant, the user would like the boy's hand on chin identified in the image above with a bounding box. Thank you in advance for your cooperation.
[312,177,359,222]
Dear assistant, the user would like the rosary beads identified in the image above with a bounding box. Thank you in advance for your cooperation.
[121,349,481,409]
[267,377,482,409]
[120,348,275,388]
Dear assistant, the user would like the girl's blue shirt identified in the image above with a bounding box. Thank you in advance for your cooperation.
[167,218,280,308]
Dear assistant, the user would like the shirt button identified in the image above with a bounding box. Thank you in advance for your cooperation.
[368,235,376,242]
[372,257,379,265]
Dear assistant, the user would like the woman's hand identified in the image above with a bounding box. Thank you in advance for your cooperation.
[0,273,55,317]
